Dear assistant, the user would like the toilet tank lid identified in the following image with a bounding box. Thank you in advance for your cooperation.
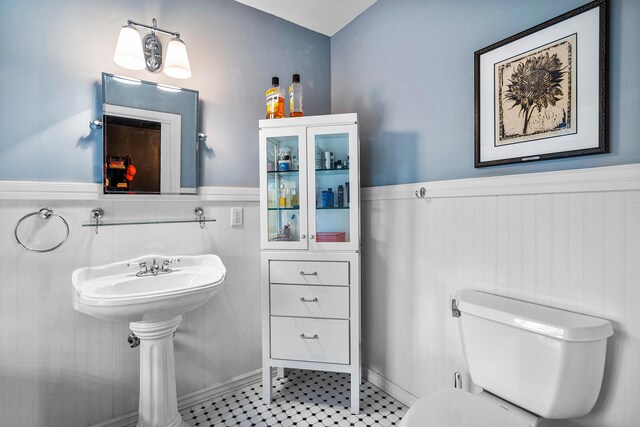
[455,290,613,342]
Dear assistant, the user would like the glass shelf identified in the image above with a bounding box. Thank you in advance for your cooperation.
[82,207,215,234]
[315,168,349,175]
[267,169,299,174]
[316,207,350,210]
[268,207,300,211]
[82,218,217,227]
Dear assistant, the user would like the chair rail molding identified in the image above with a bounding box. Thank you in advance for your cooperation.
[362,164,640,201]
[0,180,259,202]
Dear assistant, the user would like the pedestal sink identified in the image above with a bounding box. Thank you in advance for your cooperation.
[72,254,226,427]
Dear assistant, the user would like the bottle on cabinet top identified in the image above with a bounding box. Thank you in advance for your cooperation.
[289,74,304,117]
[266,77,285,119]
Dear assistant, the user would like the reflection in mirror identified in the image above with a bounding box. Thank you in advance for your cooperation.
[103,104,181,194]
[104,116,161,193]
[101,73,199,195]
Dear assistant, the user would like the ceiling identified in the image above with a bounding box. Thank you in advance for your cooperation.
[232,0,378,36]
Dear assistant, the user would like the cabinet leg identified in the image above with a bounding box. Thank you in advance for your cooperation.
[350,370,360,414]
[263,366,272,404]
[276,367,285,378]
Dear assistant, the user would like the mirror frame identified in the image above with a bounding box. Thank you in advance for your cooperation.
[101,73,199,195]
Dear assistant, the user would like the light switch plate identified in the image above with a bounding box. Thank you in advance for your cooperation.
[231,207,243,226]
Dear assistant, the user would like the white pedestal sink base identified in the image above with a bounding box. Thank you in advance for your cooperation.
[130,315,189,427]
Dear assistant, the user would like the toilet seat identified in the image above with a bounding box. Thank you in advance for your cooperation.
[399,388,539,427]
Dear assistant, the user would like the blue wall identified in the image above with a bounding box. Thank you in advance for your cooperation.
[0,0,330,187]
[3,0,638,188]
[331,0,640,187]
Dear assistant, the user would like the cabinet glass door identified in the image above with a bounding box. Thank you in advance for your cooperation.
[259,127,307,249]
[307,125,359,251]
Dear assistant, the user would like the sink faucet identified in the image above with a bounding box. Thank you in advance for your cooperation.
[150,259,160,274]
[128,258,181,277]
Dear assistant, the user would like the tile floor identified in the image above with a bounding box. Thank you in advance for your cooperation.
[181,369,408,426]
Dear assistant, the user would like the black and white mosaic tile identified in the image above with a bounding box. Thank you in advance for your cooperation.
[181,369,407,427]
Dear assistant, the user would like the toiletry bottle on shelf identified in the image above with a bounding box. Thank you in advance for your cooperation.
[289,74,304,117]
[265,77,285,119]
[279,182,286,208]
[268,180,275,208]
[316,145,323,170]
[291,187,299,208]
[337,185,344,207]
[324,151,334,169]
[288,214,297,240]
[345,182,350,206]
[285,186,292,208]
[321,190,328,208]
[327,188,334,208]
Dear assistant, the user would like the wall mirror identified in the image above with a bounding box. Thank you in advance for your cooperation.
[101,72,199,195]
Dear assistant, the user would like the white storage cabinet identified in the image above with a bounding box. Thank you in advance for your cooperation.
[259,113,361,413]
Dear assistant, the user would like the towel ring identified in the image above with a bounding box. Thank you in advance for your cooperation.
[14,207,70,253]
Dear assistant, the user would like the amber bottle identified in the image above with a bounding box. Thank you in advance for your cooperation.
[266,76,285,119]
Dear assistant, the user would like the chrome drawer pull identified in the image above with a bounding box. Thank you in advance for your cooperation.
[299,333,319,340]
[300,297,319,303]
[299,271,318,276]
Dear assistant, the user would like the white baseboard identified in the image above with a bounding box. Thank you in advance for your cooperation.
[89,365,417,426]
[362,365,419,407]
[362,163,640,201]
[89,368,263,427]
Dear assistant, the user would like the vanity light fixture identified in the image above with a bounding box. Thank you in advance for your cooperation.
[113,18,192,79]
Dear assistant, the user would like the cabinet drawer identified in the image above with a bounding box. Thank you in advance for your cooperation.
[270,261,349,286]
[271,284,349,319]
[270,317,349,364]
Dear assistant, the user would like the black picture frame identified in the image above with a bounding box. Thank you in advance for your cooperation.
[474,0,608,168]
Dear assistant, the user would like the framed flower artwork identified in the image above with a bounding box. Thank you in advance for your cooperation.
[474,0,608,167]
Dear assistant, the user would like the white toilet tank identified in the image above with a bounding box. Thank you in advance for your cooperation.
[456,290,613,419]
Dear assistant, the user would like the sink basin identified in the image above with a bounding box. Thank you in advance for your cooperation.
[72,254,226,322]
[72,254,226,427]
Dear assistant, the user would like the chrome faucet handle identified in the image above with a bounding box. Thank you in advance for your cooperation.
[161,258,181,272]
[127,261,148,274]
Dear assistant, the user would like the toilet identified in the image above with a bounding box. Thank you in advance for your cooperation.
[400,290,614,427]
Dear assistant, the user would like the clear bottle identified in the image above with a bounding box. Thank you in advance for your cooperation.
[279,182,286,208]
[291,187,299,208]
[266,77,285,119]
[268,180,275,208]
[289,74,304,117]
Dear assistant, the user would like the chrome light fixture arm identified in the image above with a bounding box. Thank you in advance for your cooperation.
[127,18,180,39]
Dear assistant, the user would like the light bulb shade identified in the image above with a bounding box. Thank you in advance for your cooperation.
[113,25,145,70]
[164,38,191,79]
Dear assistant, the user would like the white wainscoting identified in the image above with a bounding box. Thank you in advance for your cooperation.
[2,165,639,427]
[0,195,261,427]
[360,164,640,427]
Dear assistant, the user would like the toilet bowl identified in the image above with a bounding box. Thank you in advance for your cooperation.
[400,290,613,427]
